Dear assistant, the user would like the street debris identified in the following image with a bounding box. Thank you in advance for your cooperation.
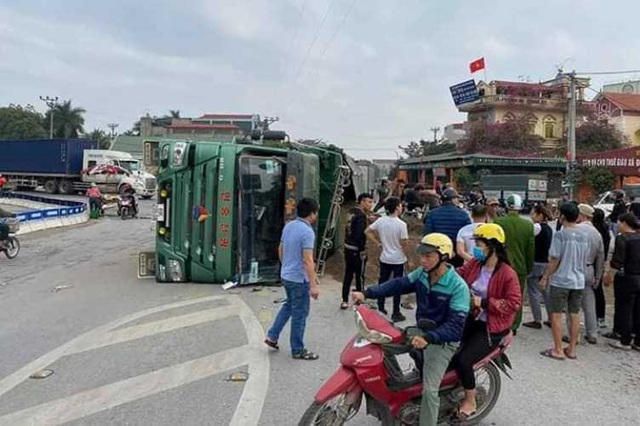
[52,285,74,293]
[30,369,54,379]
[222,281,238,290]
[251,287,263,292]
[226,371,249,382]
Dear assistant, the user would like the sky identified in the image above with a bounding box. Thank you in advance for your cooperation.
[1,0,640,160]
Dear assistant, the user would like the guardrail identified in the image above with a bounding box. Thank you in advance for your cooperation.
[0,191,88,233]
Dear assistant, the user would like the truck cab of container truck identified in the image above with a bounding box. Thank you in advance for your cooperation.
[82,150,157,198]
[152,139,341,284]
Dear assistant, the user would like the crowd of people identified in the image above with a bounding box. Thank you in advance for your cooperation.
[264,183,640,425]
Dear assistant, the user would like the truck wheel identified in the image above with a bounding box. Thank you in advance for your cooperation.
[44,179,59,194]
[58,180,73,194]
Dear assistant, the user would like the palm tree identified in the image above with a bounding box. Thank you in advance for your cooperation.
[44,100,86,138]
[168,110,181,118]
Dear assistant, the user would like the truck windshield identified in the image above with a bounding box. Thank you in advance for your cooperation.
[119,160,140,172]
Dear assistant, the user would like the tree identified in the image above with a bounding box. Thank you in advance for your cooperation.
[580,166,616,194]
[0,104,47,139]
[575,120,623,154]
[454,168,475,192]
[459,117,545,154]
[398,139,456,158]
[44,100,86,138]
[168,110,181,118]
[85,128,111,149]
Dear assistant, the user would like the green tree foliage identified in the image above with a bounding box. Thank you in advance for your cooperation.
[44,100,86,138]
[580,166,616,194]
[460,117,545,154]
[0,104,47,139]
[454,168,475,192]
[398,139,456,158]
[575,121,623,154]
[85,128,111,149]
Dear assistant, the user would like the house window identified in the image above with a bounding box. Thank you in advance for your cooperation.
[543,116,556,138]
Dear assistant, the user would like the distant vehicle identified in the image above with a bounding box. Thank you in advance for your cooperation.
[593,184,640,216]
[0,139,156,198]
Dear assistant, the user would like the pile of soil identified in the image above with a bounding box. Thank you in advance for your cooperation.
[323,203,424,283]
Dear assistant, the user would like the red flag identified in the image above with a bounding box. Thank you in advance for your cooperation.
[469,57,485,73]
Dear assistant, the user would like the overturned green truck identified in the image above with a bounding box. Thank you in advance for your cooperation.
[145,139,352,284]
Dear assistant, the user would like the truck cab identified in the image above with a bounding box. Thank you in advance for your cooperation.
[82,150,157,198]
[153,139,345,284]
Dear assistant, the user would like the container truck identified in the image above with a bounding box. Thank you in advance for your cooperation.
[0,139,157,197]
[144,138,352,284]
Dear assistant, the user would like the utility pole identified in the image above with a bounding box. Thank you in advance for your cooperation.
[567,72,577,199]
[39,96,58,139]
[429,126,440,143]
[107,123,119,140]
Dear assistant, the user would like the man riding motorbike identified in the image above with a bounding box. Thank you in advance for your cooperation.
[0,206,15,249]
[119,184,138,217]
[352,233,470,426]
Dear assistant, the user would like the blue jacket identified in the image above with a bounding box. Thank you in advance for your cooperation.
[423,202,471,244]
[364,265,470,344]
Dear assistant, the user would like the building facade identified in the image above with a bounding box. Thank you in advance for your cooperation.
[603,80,640,95]
[139,113,260,140]
[457,75,593,149]
[594,92,640,146]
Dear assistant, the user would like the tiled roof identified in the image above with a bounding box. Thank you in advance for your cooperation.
[601,92,640,112]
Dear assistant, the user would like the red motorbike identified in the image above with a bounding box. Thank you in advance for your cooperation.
[299,304,514,425]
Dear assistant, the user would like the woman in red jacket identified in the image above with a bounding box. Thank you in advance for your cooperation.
[453,223,522,420]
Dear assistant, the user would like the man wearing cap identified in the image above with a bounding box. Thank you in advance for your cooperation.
[494,194,534,332]
[486,197,502,221]
[573,203,605,344]
[423,187,471,268]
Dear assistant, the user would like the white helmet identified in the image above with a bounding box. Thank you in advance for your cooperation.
[505,193,523,210]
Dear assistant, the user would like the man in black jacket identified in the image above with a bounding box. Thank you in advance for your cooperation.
[609,191,627,235]
[341,193,374,309]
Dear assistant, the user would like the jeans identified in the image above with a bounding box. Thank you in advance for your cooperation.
[527,262,548,322]
[342,250,366,303]
[267,279,310,355]
[420,343,458,426]
[378,262,403,315]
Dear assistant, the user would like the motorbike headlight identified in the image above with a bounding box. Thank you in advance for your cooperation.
[354,310,392,344]
[167,259,184,282]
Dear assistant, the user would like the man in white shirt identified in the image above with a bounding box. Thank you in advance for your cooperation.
[366,197,411,322]
[456,204,487,263]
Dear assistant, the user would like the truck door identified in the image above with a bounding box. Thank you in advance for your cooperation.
[237,154,286,284]
[284,151,320,223]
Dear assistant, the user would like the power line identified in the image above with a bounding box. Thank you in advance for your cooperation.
[283,0,309,66]
[575,69,640,76]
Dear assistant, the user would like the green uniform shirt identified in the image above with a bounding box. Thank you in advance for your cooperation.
[494,212,535,277]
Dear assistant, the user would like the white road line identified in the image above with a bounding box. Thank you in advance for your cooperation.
[0,345,262,426]
[0,295,228,399]
[73,303,241,354]
[230,304,271,426]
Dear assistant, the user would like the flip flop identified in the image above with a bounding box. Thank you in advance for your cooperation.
[539,349,565,361]
[264,338,279,350]
[563,348,577,359]
[456,409,477,421]
[340,302,349,310]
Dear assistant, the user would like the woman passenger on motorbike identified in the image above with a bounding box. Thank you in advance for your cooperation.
[453,223,521,420]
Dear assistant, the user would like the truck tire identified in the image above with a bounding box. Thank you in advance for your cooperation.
[58,180,73,194]
[44,179,59,194]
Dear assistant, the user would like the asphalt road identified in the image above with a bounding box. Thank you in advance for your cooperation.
[0,198,639,425]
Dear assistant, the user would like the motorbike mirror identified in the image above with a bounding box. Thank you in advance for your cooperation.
[417,319,437,331]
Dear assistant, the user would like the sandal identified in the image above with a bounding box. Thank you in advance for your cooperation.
[456,409,477,421]
[340,302,349,310]
[563,348,577,360]
[539,348,565,361]
[293,349,319,360]
[264,338,279,350]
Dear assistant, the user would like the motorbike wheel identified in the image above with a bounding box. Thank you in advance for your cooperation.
[4,236,20,259]
[298,393,364,426]
[454,362,502,426]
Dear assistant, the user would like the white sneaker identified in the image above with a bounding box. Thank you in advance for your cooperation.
[609,341,632,351]
[598,318,607,329]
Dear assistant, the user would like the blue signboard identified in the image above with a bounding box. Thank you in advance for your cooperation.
[450,79,480,106]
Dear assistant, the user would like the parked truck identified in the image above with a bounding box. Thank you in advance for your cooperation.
[0,139,157,197]
[143,138,352,284]
[479,173,549,212]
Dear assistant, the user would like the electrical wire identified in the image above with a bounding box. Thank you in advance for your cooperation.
[575,69,640,76]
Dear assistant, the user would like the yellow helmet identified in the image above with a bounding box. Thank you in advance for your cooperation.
[417,233,454,258]
[473,223,506,244]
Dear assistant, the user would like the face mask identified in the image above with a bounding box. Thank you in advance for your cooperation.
[473,246,487,262]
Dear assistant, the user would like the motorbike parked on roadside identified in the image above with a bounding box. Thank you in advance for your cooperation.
[299,304,514,426]
[0,218,20,259]
[117,195,137,220]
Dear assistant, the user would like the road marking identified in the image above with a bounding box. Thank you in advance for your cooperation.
[0,295,270,425]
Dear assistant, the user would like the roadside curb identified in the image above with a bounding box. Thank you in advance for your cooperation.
[1,193,89,235]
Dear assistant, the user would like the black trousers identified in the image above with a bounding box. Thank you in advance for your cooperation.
[594,278,606,319]
[342,250,366,303]
[452,319,503,390]
[377,262,403,315]
[0,222,8,241]
[618,275,640,346]
[614,273,624,334]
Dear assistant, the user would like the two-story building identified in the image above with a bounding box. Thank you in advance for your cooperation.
[593,92,640,146]
[457,75,593,149]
